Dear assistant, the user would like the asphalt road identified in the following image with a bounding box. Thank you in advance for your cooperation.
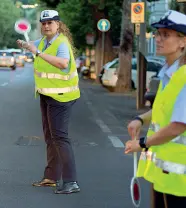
[0,63,151,208]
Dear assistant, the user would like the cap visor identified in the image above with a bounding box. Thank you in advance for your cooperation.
[151,23,167,29]
[40,17,60,22]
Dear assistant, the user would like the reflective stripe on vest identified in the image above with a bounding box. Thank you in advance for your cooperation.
[155,158,186,175]
[36,86,79,94]
[149,122,186,145]
[140,151,156,162]
[35,69,78,81]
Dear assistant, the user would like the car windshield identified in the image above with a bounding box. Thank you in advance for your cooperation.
[25,53,33,58]
[0,52,13,56]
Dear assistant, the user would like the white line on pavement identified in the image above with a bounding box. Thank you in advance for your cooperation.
[82,89,125,148]
[1,83,8,87]
[108,136,125,148]
[95,119,112,133]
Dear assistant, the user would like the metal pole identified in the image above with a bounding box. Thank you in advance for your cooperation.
[136,34,140,109]
[101,32,105,69]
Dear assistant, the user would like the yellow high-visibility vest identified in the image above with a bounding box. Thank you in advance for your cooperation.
[137,65,186,196]
[34,33,80,102]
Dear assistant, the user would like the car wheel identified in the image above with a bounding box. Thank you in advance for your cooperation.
[11,66,16,70]
[131,80,135,89]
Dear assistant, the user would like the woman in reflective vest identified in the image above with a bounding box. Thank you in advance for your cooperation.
[125,10,186,207]
[16,10,80,194]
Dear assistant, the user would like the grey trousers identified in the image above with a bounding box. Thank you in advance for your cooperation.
[40,94,77,182]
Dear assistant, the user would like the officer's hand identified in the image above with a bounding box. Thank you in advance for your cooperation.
[127,120,142,140]
[16,39,29,49]
[16,39,23,48]
[125,140,142,154]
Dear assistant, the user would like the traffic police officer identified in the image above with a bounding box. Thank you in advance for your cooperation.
[17,10,80,194]
[125,10,186,207]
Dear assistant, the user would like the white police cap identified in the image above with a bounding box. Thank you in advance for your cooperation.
[151,10,186,35]
[40,10,60,22]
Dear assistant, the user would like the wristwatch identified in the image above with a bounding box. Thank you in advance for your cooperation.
[36,50,41,57]
[139,137,148,150]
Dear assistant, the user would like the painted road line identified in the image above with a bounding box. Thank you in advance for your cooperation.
[1,83,8,87]
[108,135,125,148]
[95,119,112,133]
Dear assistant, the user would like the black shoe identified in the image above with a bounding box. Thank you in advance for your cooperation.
[32,178,57,187]
[54,182,80,194]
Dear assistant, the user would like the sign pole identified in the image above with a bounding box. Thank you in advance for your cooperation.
[97,18,111,81]
[136,32,140,110]
[101,32,105,71]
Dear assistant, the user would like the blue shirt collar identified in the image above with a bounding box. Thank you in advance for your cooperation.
[158,60,180,79]
[44,33,59,45]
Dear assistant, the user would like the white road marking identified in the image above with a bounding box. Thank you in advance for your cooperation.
[82,89,124,148]
[95,119,111,133]
[1,83,8,87]
[108,136,125,148]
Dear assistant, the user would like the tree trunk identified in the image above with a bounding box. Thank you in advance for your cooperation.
[115,0,134,93]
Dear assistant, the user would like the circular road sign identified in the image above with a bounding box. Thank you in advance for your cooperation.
[14,19,31,34]
[97,19,111,32]
[133,4,143,14]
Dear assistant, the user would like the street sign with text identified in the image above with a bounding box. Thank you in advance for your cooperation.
[131,2,145,23]
[97,19,111,32]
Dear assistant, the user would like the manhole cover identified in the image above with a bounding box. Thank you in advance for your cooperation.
[15,136,43,146]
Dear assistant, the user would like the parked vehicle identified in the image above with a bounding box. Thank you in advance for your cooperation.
[0,50,16,70]
[99,58,119,84]
[6,49,25,67]
[25,52,34,62]
[76,56,86,73]
[144,73,160,107]
[101,57,163,89]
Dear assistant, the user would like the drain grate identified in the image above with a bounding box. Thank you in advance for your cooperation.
[15,136,43,146]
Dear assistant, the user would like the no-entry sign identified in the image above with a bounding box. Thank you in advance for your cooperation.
[131,2,145,23]
[14,19,31,42]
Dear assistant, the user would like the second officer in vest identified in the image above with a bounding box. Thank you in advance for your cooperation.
[125,10,186,207]
[17,10,80,194]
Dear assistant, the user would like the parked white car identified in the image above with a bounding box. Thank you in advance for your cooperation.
[101,57,163,89]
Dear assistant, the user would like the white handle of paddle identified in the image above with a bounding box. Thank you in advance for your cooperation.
[133,137,138,177]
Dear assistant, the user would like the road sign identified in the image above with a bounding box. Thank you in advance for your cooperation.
[131,2,145,23]
[97,19,111,32]
[14,19,31,42]
[86,33,95,45]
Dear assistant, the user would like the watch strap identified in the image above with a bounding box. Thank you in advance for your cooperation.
[134,116,144,125]
[139,137,148,151]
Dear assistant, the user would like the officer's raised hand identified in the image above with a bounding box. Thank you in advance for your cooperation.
[127,118,143,140]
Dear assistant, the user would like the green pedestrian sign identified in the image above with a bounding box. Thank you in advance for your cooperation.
[97,19,111,32]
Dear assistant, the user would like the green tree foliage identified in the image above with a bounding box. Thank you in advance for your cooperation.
[38,0,122,50]
[0,0,22,48]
